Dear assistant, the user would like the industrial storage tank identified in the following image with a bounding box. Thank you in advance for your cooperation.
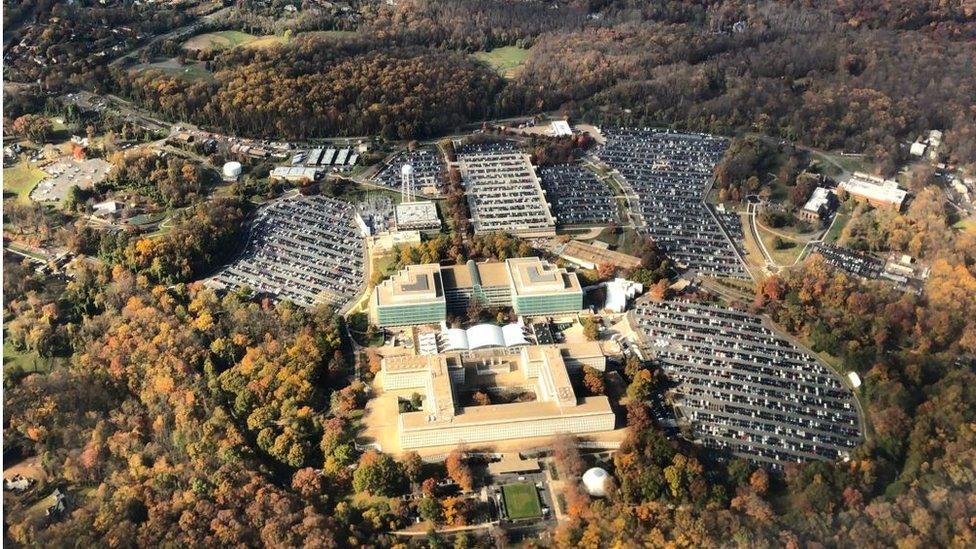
[223,161,243,179]
[581,467,610,497]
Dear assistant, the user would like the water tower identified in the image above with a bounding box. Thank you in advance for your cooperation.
[400,163,415,203]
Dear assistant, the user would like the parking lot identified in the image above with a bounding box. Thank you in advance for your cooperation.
[538,164,618,226]
[810,243,883,279]
[633,299,862,468]
[596,129,747,278]
[212,195,366,311]
[30,158,112,203]
[373,148,447,194]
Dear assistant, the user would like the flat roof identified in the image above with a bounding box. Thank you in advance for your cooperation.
[507,257,581,296]
[842,173,907,206]
[559,240,641,269]
[802,187,833,212]
[488,454,541,475]
[374,264,444,306]
[441,261,510,289]
[400,396,612,429]
[395,201,440,226]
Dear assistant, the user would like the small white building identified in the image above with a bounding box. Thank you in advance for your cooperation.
[909,142,927,157]
[603,278,643,313]
[92,200,124,218]
[550,120,572,137]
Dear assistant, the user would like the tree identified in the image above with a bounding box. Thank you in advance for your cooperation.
[749,468,770,495]
[553,435,584,480]
[583,366,605,395]
[353,450,406,497]
[402,451,424,484]
[626,369,655,402]
[417,496,443,524]
[649,279,670,301]
[471,391,491,406]
[445,448,474,492]
[582,317,599,341]
[12,114,53,142]
[466,297,484,324]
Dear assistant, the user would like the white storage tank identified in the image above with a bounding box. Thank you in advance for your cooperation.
[223,161,243,179]
[581,467,610,497]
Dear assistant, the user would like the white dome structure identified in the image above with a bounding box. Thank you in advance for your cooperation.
[581,467,610,497]
[401,163,414,177]
[223,161,243,178]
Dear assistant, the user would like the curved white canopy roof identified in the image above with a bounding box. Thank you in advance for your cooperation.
[467,324,507,350]
[440,323,529,351]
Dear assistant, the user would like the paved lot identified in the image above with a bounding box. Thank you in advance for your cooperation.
[633,299,862,468]
[30,158,112,203]
[595,129,748,278]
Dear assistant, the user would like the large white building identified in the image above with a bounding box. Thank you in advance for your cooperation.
[841,172,907,211]
[381,345,615,449]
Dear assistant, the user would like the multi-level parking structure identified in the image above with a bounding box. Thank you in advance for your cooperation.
[212,196,366,311]
[595,128,748,278]
[538,164,618,226]
[457,144,557,237]
[374,148,447,193]
[632,299,862,468]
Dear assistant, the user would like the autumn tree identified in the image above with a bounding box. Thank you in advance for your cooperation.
[445,448,474,492]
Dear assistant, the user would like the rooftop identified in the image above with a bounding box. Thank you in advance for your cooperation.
[841,172,907,207]
[374,264,444,306]
[394,200,440,229]
[802,187,834,213]
[507,257,581,296]
[558,239,642,269]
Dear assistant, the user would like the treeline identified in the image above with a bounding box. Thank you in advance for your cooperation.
[362,0,589,51]
[114,45,502,140]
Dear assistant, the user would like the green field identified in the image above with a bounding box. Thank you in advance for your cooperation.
[824,212,851,243]
[3,163,46,203]
[953,218,976,233]
[3,339,51,376]
[183,30,260,50]
[502,483,542,520]
[474,46,531,78]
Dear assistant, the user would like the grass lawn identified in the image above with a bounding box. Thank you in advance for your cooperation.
[135,60,214,82]
[502,483,542,521]
[824,212,851,244]
[183,30,259,50]
[473,46,531,78]
[757,225,805,266]
[953,218,976,233]
[3,163,46,203]
[3,339,51,376]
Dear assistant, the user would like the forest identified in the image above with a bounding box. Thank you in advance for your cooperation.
[88,0,976,169]
[3,0,976,547]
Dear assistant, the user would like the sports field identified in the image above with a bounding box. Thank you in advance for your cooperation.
[502,483,542,520]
